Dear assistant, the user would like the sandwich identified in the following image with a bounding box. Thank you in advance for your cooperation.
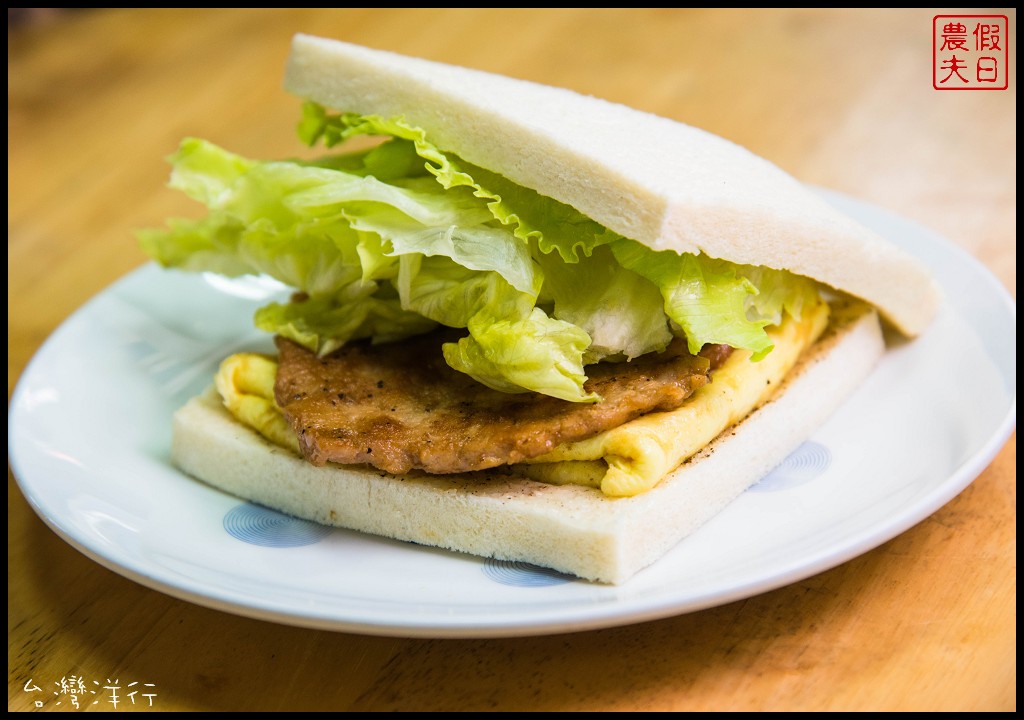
[140,34,939,584]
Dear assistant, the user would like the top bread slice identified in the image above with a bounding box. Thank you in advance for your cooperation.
[285,34,938,337]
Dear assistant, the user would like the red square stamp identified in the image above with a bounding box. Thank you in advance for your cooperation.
[933,15,1009,90]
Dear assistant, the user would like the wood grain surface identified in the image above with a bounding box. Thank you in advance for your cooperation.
[8,8,1015,711]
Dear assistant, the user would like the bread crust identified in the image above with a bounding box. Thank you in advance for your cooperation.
[284,34,938,336]
[172,301,884,584]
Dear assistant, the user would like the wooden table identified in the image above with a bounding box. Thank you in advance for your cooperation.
[8,9,1015,711]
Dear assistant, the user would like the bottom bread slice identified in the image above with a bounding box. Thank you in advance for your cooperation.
[171,301,884,584]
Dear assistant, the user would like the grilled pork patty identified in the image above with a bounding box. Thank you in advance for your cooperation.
[275,331,730,474]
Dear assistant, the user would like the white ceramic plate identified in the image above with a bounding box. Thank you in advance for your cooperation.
[9,191,1016,638]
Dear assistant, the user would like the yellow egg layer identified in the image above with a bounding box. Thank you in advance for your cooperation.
[215,352,299,454]
[215,299,828,497]
[521,299,829,496]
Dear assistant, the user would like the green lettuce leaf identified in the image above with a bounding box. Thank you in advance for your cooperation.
[611,238,772,358]
[140,110,821,403]
[741,265,820,325]
[300,105,612,262]
[444,307,597,403]
[255,289,435,357]
[536,245,672,364]
[396,256,529,328]
[339,200,539,296]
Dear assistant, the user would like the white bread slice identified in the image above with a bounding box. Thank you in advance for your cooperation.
[284,34,938,337]
[171,301,884,584]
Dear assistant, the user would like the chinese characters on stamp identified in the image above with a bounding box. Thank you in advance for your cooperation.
[933,15,1009,90]
[23,676,157,709]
